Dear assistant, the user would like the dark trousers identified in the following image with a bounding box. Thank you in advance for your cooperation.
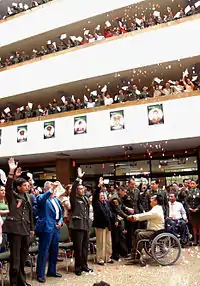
[70,229,89,272]
[8,234,29,286]
[111,223,128,260]
[131,229,154,259]
[125,221,138,253]
[36,228,60,279]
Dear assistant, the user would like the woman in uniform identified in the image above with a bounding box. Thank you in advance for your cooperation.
[186,180,200,245]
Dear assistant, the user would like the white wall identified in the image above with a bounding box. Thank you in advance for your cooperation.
[0,0,144,47]
[0,95,200,158]
[0,18,200,99]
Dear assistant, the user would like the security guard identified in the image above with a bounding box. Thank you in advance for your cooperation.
[69,167,93,276]
[109,193,128,260]
[3,158,34,286]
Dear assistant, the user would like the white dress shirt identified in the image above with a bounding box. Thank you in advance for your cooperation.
[134,205,164,231]
[51,198,60,220]
[104,97,113,106]
[169,201,187,220]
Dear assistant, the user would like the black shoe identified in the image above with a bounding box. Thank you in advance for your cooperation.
[47,273,62,278]
[111,256,119,261]
[37,277,46,283]
[82,267,93,273]
[97,261,104,266]
[75,270,82,276]
[24,283,31,286]
[107,259,114,264]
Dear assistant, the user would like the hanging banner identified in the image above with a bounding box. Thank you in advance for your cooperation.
[44,121,55,139]
[74,116,87,135]
[17,125,28,143]
[147,104,164,125]
[110,110,125,131]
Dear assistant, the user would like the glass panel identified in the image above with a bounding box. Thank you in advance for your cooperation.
[81,163,114,176]
[115,160,150,176]
[151,156,197,173]
[166,175,198,186]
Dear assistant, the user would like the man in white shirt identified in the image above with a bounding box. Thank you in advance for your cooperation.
[167,193,188,246]
[169,193,187,221]
[127,194,164,263]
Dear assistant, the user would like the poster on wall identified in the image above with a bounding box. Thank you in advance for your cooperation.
[0,129,1,144]
[17,125,28,143]
[74,116,87,135]
[44,121,55,139]
[110,110,125,131]
[147,104,164,125]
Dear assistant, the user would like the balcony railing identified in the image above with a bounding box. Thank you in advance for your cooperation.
[0,13,199,73]
[0,90,199,128]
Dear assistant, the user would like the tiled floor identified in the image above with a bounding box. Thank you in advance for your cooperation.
[28,247,200,286]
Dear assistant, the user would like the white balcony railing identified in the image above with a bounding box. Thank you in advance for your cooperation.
[0,92,200,158]
[0,0,144,48]
[0,15,199,99]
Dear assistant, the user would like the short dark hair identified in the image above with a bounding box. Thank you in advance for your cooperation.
[154,194,163,205]
[93,282,110,286]
[15,178,27,188]
[169,192,177,198]
[152,179,160,185]
[128,178,135,184]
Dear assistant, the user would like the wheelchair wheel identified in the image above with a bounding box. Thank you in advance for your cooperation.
[151,232,181,266]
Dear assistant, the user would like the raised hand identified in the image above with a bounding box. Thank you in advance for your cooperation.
[99,177,104,186]
[52,181,60,190]
[15,167,22,178]
[77,167,85,178]
[8,158,18,172]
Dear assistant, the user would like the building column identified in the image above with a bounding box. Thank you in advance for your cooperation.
[56,159,75,185]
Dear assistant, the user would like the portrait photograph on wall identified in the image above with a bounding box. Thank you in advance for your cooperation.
[17,125,28,143]
[147,104,164,125]
[110,110,125,131]
[44,121,55,139]
[74,115,87,135]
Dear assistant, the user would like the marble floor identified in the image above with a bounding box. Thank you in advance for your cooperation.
[27,246,200,286]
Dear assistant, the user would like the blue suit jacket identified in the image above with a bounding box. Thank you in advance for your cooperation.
[35,190,63,234]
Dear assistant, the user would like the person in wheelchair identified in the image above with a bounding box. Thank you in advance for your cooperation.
[167,192,189,246]
[127,194,164,264]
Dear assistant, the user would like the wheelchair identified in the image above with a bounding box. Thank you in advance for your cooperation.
[165,218,190,246]
[136,229,182,266]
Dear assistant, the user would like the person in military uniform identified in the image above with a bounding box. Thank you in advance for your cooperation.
[118,186,134,253]
[145,179,169,218]
[3,158,34,286]
[126,179,144,250]
[69,167,93,276]
[186,179,200,245]
[109,191,128,260]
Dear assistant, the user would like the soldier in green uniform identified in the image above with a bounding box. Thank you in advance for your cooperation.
[144,179,169,218]
[186,179,200,245]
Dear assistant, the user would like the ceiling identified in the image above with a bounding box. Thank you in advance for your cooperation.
[0,136,199,166]
[0,0,188,58]
[0,55,199,110]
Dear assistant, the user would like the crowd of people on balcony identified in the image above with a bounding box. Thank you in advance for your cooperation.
[0,72,199,124]
[0,0,53,20]
[0,159,199,284]
[0,2,199,69]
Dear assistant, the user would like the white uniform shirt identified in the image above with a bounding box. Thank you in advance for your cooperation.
[169,201,187,220]
[134,205,164,231]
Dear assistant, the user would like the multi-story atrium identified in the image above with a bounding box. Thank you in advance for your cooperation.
[0,0,200,285]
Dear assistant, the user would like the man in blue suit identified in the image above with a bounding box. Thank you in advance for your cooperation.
[35,181,63,283]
